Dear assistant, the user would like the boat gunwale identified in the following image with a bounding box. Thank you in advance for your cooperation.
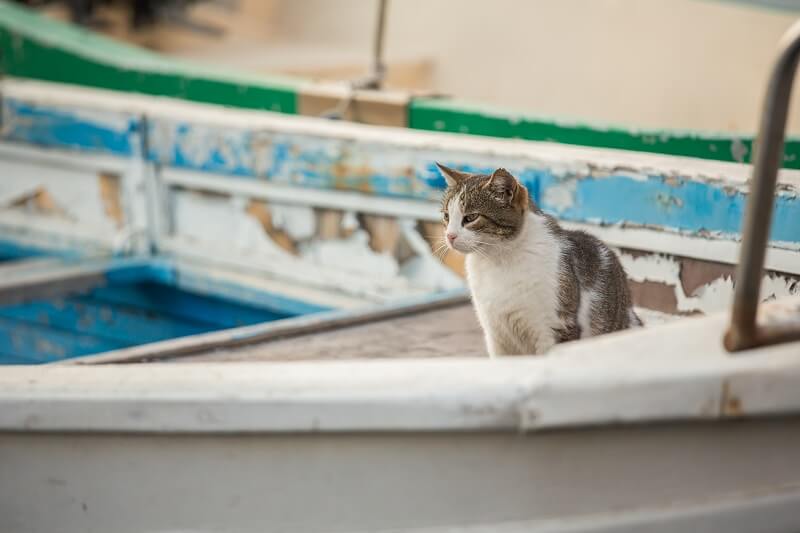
[1,297,799,434]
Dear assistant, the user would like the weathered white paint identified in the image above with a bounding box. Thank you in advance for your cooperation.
[162,237,422,302]
[0,142,129,174]
[341,210,359,231]
[268,203,316,241]
[163,167,441,220]
[562,220,800,275]
[542,178,577,212]
[169,176,463,294]
[0,211,114,254]
[1,157,109,226]
[173,190,290,256]
[0,181,43,207]
[165,168,800,276]
[170,256,369,311]
[398,218,463,291]
[0,142,135,253]
[301,229,400,279]
[619,251,800,314]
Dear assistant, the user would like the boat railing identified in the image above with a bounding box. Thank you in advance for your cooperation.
[725,19,800,352]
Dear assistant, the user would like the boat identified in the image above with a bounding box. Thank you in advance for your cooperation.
[1,3,800,532]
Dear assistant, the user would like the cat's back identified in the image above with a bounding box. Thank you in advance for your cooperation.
[559,225,639,334]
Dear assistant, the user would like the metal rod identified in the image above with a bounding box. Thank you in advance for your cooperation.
[371,0,388,87]
[725,20,800,352]
[319,0,388,118]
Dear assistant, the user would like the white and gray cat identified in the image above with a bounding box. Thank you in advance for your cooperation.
[438,163,641,356]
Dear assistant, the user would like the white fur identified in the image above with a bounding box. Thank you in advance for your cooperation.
[629,308,643,327]
[450,208,563,356]
[577,289,596,339]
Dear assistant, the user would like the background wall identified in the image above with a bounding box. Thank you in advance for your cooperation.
[264,0,800,134]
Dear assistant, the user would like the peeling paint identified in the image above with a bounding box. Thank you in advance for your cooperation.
[1,158,118,230]
[1,100,138,156]
[269,204,316,242]
[730,138,748,163]
[301,230,401,280]
[5,92,800,246]
[542,178,577,212]
[397,219,463,292]
[619,250,800,315]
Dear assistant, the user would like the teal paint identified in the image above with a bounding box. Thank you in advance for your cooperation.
[0,259,329,364]
[2,100,138,156]
[537,174,800,243]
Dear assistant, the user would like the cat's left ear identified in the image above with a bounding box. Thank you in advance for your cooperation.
[435,163,470,188]
[484,168,520,204]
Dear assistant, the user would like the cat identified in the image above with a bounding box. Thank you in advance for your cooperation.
[437,163,641,356]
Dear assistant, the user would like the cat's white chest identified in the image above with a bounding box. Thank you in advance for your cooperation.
[465,224,562,356]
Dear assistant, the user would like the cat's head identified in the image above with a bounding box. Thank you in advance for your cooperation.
[436,163,530,255]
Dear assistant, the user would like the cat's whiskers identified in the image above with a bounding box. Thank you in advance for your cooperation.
[432,241,450,260]
[470,245,491,261]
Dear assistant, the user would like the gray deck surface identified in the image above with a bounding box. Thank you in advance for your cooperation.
[180,304,486,362]
[178,305,678,363]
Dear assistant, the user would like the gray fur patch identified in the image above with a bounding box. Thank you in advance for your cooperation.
[546,215,640,339]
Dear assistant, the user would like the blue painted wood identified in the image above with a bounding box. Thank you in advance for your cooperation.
[0,239,49,261]
[534,172,800,243]
[1,99,138,156]
[86,282,291,328]
[103,261,176,286]
[0,256,331,364]
[0,352,40,364]
[0,296,211,346]
[0,315,125,364]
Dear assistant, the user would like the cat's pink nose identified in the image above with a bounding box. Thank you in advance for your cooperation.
[447,232,457,243]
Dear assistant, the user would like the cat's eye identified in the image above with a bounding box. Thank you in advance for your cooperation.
[442,212,449,222]
[462,214,479,225]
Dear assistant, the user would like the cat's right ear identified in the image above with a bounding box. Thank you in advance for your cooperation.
[435,163,470,188]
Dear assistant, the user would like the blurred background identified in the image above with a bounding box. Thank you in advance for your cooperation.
[17,0,800,134]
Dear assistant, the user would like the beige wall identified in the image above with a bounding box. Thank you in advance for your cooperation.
[268,0,800,134]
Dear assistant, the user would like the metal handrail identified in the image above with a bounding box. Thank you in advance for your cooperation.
[724,20,800,352]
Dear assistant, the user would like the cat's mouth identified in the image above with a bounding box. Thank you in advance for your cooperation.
[447,240,473,254]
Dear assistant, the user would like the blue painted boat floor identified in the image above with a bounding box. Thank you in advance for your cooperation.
[0,276,301,365]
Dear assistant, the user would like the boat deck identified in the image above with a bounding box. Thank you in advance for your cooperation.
[177,304,678,363]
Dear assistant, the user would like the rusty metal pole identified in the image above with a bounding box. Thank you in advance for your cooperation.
[725,19,800,352]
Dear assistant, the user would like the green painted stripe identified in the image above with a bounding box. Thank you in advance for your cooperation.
[0,1,299,113]
[409,97,800,170]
